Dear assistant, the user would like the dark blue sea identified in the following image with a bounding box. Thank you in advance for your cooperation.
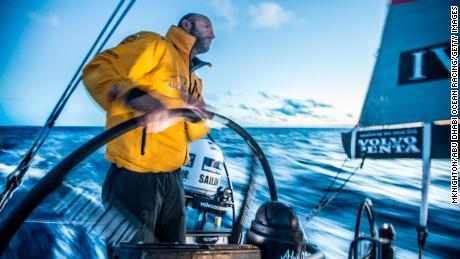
[0,127,457,258]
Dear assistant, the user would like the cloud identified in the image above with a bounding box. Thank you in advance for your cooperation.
[288,99,333,109]
[28,11,60,28]
[258,91,281,101]
[271,106,317,118]
[258,93,331,110]
[284,99,307,109]
[209,0,237,30]
[249,2,300,29]
[239,104,261,115]
[229,95,335,125]
[239,104,249,109]
[267,98,333,118]
[315,102,333,108]
[259,91,270,99]
[283,98,333,109]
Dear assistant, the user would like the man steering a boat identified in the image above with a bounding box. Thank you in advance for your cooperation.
[82,13,215,243]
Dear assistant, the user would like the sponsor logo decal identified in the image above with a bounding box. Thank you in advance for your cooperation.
[398,42,451,85]
[104,49,119,59]
[208,141,219,151]
[121,33,142,44]
[185,153,196,168]
[167,75,188,91]
[199,201,231,212]
[356,127,422,158]
[280,249,309,259]
[202,157,222,174]
[181,168,189,180]
[108,84,121,101]
[198,174,219,186]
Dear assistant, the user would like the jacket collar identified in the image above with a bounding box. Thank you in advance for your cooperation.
[191,57,211,72]
[165,26,211,72]
[166,25,195,56]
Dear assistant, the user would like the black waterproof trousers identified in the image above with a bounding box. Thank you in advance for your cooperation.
[102,164,186,243]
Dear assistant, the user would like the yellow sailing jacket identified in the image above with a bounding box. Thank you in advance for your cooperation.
[82,26,210,173]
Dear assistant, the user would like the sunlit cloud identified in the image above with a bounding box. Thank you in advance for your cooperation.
[249,2,301,29]
[235,96,334,123]
[28,11,60,28]
[220,93,354,126]
[209,0,238,30]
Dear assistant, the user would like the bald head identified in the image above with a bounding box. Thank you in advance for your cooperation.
[177,13,215,57]
[178,13,210,28]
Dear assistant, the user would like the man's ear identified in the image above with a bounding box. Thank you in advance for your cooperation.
[180,19,192,33]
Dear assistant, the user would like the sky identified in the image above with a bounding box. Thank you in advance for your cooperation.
[0,0,388,127]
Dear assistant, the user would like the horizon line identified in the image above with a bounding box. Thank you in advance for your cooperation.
[0,124,354,129]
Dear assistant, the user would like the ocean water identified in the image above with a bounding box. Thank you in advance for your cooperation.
[0,126,457,258]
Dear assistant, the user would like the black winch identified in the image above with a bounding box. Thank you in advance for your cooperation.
[246,201,323,259]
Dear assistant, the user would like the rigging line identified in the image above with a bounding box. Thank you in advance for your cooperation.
[306,157,349,220]
[15,0,126,169]
[27,0,138,202]
[37,0,137,159]
[5,0,126,176]
[316,157,348,205]
[45,0,126,126]
[51,0,137,123]
[232,152,258,244]
[329,156,365,200]
[323,164,361,204]
[207,133,237,229]
[306,157,364,222]
[0,0,135,211]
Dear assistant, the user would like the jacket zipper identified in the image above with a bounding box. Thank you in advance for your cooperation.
[182,128,188,165]
[190,80,197,97]
[140,127,147,155]
[188,53,193,101]
[182,141,188,165]
[182,53,192,163]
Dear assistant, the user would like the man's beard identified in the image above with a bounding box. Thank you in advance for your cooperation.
[190,23,210,54]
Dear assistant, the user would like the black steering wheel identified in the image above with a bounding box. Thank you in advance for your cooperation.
[0,109,278,253]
